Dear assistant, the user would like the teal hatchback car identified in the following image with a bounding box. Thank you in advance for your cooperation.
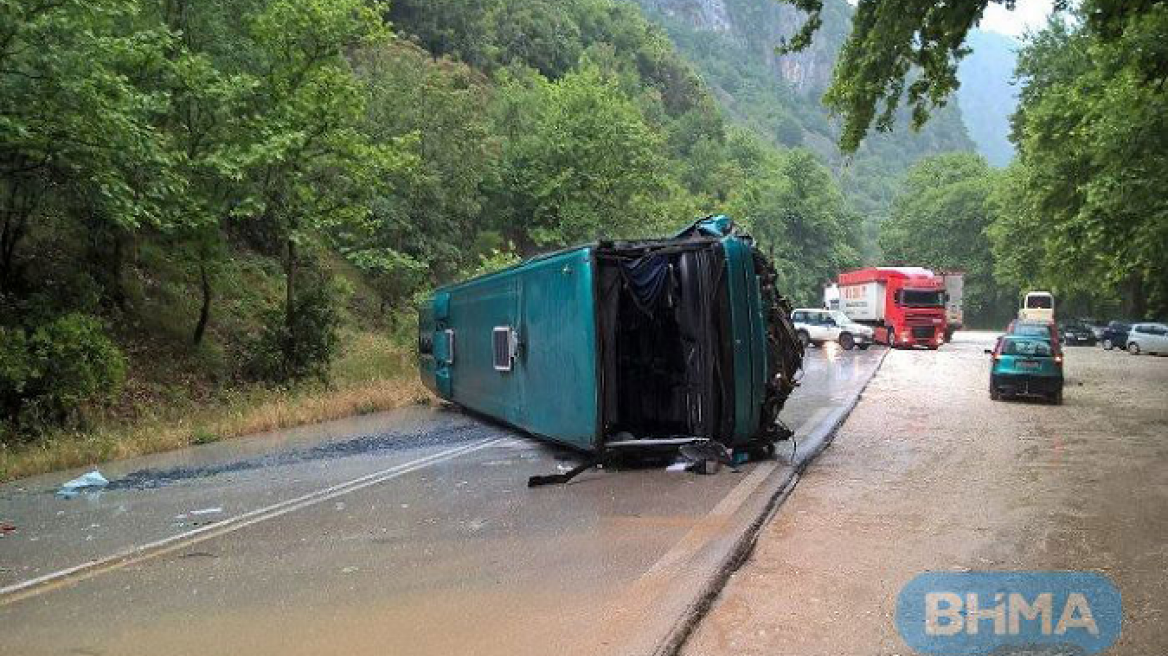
[988,336,1064,404]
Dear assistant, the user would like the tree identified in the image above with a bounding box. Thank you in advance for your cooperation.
[489,65,676,250]
[985,162,1045,295]
[727,136,859,305]
[235,0,409,352]
[778,0,1165,152]
[0,0,180,300]
[344,44,490,309]
[1005,8,1168,316]
[881,153,1013,325]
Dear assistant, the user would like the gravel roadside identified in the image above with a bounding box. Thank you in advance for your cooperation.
[682,331,1168,656]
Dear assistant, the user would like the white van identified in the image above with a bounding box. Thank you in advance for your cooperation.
[1019,291,1055,323]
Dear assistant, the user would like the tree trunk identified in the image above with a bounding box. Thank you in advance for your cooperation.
[0,214,23,294]
[1126,275,1147,319]
[193,257,212,345]
[0,183,32,295]
[283,237,297,373]
[285,237,297,326]
[100,227,128,311]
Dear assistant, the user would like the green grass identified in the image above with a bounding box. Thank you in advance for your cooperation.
[0,331,433,483]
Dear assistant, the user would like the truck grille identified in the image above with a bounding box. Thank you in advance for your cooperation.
[911,326,935,339]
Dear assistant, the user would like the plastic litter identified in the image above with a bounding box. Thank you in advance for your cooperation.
[665,462,688,473]
[62,470,109,489]
[58,470,109,497]
[189,507,222,516]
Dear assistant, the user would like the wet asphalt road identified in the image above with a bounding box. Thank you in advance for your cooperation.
[683,332,1168,655]
[0,344,882,656]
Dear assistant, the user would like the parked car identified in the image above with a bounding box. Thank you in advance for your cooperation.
[1125,323,1168,355]
[791,308,874,350]
[1077,318,1107,340]
[987,335,1064,404]
[1006,319,1062,354]
[1059,322,1097,346]
[1101,321,1131,351]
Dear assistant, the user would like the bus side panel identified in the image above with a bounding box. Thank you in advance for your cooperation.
[517,249,600,451]
[440,249,600,452]
[445,273,524,426]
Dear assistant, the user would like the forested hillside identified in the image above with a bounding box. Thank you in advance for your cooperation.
[630,0,976,253]
[1,0,862,471]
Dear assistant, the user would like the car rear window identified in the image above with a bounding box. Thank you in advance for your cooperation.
[1002,339,1053,356]
[1012,323,1051,338]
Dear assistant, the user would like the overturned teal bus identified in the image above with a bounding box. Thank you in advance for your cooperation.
[418,216,803,457]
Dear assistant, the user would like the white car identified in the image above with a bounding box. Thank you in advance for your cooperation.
[1126,323,1168,355]
[791,308,874,350]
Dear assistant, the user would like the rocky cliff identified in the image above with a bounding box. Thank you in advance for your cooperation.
[635,0,841,94]
[630,0,978,261]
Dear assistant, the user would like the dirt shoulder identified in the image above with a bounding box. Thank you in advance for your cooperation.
[683,332,1168,656]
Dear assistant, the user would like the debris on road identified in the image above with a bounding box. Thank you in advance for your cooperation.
[189,507,223,516]
[679,441,736,475]
[57,470,109,497]
[0,522,17,537]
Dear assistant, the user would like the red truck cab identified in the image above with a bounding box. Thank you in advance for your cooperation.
[836,267,947,349]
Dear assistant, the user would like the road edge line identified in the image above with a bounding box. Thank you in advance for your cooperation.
[651,347,891,656]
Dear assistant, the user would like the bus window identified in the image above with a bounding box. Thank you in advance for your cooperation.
[1026,294,1053,309]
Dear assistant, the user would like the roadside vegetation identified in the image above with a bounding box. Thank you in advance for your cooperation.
[0,0,862,479]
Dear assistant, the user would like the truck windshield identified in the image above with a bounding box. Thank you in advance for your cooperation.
[900,290,944,307]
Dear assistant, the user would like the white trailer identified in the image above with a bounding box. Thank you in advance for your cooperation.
[837,281,886,322]
[940,272,965,341]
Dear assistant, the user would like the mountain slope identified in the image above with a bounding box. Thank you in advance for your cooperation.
[629,0,976,259]
[957,30,1020,167]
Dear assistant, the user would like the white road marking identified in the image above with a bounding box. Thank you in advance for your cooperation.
[0,437,504,605]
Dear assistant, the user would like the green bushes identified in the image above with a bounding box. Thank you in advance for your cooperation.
[0,314,127,439]
[247,277,344,384]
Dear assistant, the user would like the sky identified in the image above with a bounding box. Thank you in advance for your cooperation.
[979,0,1057,38]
